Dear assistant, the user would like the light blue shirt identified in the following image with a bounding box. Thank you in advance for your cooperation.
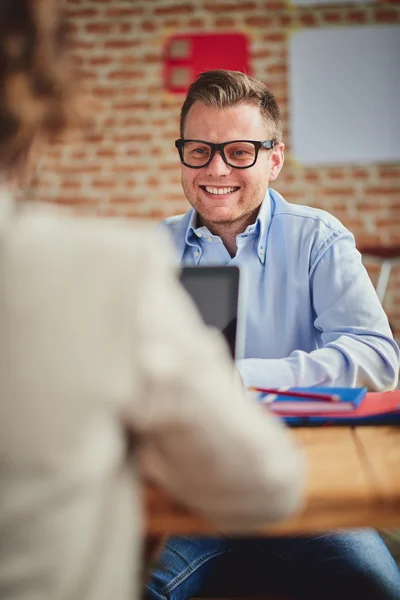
[162,189,399,391]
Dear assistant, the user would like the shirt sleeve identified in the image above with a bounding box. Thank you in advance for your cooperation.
[237,231,399,391]
[123,234,304,532]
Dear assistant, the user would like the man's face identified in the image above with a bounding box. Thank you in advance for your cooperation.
[180,101,284,230]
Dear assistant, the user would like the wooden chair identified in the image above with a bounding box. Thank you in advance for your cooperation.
[360,245,400,305]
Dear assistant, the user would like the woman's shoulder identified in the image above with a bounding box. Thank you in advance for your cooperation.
[0,194,175,284]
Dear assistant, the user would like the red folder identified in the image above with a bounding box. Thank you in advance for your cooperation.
[271,391,400,424]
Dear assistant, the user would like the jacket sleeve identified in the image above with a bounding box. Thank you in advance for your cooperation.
[124,235,304,532]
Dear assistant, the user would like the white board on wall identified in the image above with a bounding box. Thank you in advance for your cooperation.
[289,25,400,165]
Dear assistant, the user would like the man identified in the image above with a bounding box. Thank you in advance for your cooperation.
[146,70,400,600]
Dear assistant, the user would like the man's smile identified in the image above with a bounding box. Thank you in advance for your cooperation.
[199,185,240,196]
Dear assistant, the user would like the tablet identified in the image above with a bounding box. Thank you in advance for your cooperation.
[179,265,245,359]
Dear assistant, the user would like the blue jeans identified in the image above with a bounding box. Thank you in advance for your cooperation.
[145,531,400,600]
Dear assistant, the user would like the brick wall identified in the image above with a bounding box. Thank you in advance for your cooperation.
[34,0,400,336]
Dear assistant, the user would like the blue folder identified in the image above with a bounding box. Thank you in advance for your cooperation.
[256,387,400,427]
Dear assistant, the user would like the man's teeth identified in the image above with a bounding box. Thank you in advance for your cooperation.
[204,186,237,195]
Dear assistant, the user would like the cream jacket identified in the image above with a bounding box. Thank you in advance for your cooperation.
[0,191,303,600]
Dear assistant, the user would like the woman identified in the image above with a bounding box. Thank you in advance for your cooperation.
[0,2,304,599]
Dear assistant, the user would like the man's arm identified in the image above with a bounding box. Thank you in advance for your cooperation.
[124,236,304,532]
[237,232,399,391]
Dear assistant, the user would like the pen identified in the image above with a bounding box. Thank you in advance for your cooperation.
[248,387,340,402]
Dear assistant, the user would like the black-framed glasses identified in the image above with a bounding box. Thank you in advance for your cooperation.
[175,139,275,169]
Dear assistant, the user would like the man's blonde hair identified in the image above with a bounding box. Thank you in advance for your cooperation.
[180,70,282,142]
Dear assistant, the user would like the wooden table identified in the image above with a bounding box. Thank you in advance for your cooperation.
[145,426,400,536]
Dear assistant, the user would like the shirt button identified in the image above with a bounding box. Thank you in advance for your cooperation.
[259,248,265,255]
[194,250,200,257]
[197,232,202,237]
[207,237,213,242]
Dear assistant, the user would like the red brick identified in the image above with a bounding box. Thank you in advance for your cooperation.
[153,4,194,15]
[320,187,355,196]
[347,10,367,24]
[115,133,152,143]
[91,179,116,189]
[85,23,112,34]
[54,196,93,206]
[268,64,287,75]
[352,168,369,179]
[113,87,142,96]
[205,2,257,12]
[61,180,82,189]
[76,69,97,80]
[366,186,400,195]
[378,167,400,179]
[86,134,104,144]
[374,8,399,22]
[327,201,349,213]
[376,218,400,228]
[70,151,87,160]
[66,22,79,35]
[119,56,138,65]
[164,19,181,28]
[341,218,363,231]
[323,11,344,24]
[304,171,320,183]
[125,149,141,157]
[300,13,318,26]
[263,0,286,10]
[111,101,150,111]
[280,15,293,26]
[143,54,161,64]
[262,32,286,43]
[104,39,141,49]
[252,49,274,60]
[71,55,84,67]
[118,23,132,33]
[71,40,96,51]
[141,20,157,32]
[327,169,346,180]
[106,7,144,17]
[107,70,144,80]
[147,84,163,94]
[111,166,136,174]
[89,56,113,66]
[120,118,146,127]
[214,18,236,27]
[96,149,117,158]
[187,18,207,27]
[123,179,139,187]
[65,8,98,18]
[147,177,160,188]
[245,16,274,27]
[108,198,138,208]
[57,166,102,175]
[91,86,113,97]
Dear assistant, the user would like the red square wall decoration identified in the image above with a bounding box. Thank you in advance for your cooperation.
[164,33,251,94]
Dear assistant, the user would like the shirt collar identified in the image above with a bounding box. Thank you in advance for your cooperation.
[253,190,272,264]
[183,189,273,263]
[185,208,201,247]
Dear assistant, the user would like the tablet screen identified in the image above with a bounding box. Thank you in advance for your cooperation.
[180,266,240,359]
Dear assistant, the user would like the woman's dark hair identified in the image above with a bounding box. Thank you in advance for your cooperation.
[0,0,82,170]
